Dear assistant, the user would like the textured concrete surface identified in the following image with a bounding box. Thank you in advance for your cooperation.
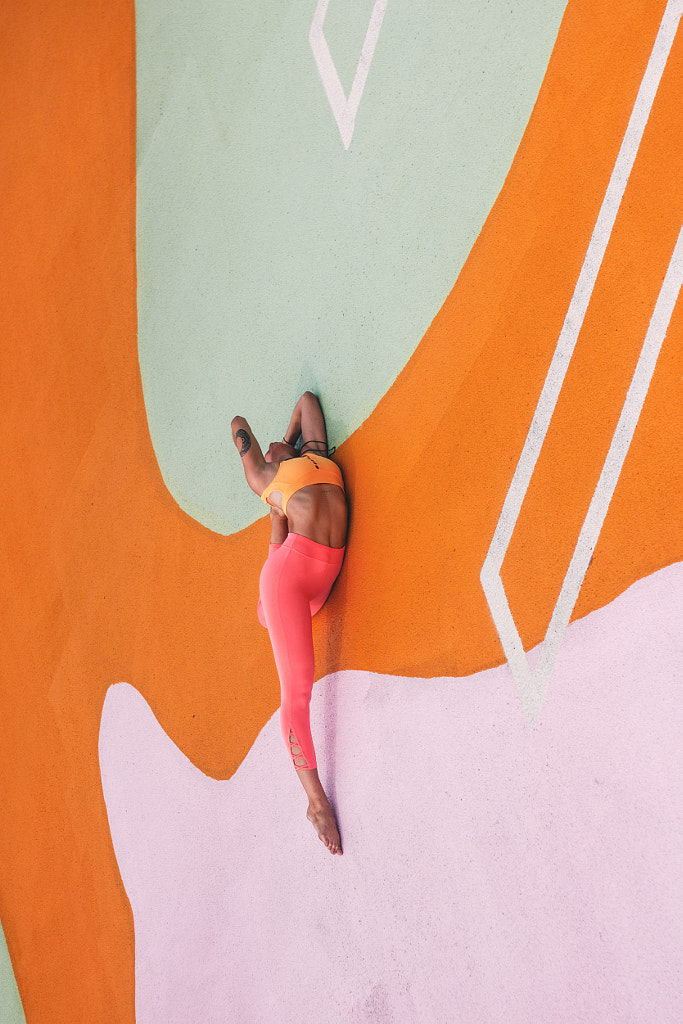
[136,0,567,532]
[0,925,25,1024]
[2,3,681,1020]
[101,564,683,1024]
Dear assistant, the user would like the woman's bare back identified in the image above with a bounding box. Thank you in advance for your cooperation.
[269,481,347,548]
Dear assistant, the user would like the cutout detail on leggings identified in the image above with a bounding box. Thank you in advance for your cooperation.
[289,730,308,769]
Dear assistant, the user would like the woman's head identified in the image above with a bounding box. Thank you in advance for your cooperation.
[264,440,297,463]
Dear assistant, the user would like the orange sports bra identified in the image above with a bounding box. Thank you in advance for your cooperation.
[261,454,344,515]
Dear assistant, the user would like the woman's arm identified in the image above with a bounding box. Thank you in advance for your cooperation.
[230,416,271,494]
[283,391,328,453]
[268,505,289,544]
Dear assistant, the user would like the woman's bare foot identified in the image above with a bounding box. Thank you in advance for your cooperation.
[296,768,343,855]
[306,801,343,855]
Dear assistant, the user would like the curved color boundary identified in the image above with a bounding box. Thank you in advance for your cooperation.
[99,564,683,1024]
[0,920,25,1024]
[0,1,681,1021]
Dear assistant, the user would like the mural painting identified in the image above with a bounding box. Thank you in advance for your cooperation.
[1,1,681,1021]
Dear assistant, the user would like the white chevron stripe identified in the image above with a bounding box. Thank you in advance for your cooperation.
[309,0,388,149]
[480,0,683,725]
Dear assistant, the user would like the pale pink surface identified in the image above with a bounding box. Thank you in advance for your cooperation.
[100,565,682,1024]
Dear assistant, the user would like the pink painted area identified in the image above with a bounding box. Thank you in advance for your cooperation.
[99,565,682,1024]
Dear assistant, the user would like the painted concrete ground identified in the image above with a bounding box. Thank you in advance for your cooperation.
[0,930,24,1024]
[100,565,682,1023]
[136,0,567,532]
[1,1,682,1021]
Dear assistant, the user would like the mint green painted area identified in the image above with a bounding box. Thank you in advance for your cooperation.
[0,918,26,1024]
[137,0,567,534]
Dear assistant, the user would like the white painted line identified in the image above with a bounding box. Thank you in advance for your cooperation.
[309,0,388,150]
[535,224,683,709]
[481,0,683,724]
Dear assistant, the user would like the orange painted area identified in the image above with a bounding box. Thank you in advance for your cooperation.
[335,0,683,674]
[0,1,681,1021]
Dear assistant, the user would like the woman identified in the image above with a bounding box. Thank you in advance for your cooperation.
[231,391,347,855]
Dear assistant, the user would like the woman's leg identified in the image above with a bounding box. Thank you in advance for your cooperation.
[297,768,343,855]
[258,542,319,770]
[257,544,282,628]
[257,508,289,626]
[258,536,345,853]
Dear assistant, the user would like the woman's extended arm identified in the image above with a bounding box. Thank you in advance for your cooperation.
[283,392,328,453]
[231,416,271,494]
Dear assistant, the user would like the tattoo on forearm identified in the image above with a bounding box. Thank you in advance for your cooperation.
[235,428,251,457]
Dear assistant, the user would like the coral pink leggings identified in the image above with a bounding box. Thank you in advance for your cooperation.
[257,533,345,770]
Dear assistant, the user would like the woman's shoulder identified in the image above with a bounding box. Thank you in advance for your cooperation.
[259,461,281,492]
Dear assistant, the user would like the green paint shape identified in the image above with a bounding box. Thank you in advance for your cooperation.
[137,0,567,533]
[0,919,26,1024]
